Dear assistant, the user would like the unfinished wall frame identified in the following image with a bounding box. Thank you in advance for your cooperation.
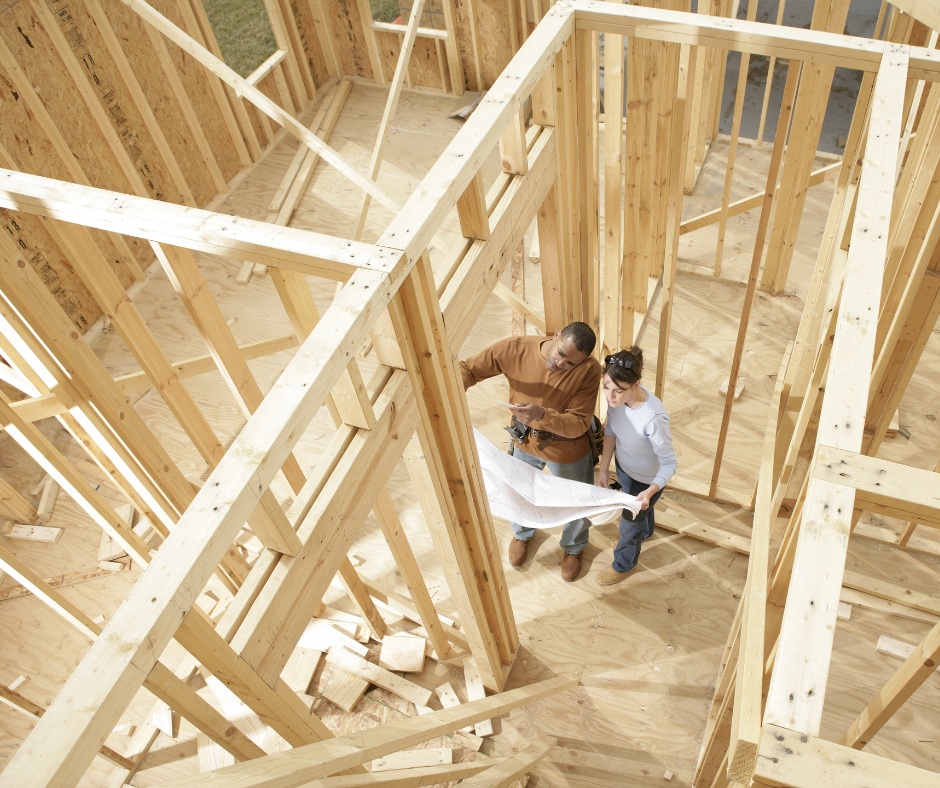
[2,1,940,787]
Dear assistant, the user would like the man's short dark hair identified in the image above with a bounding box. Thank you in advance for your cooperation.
[560,321,596,355]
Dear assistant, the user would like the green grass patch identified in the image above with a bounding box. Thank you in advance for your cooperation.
[202,0,278,77]
[370,0,401,22]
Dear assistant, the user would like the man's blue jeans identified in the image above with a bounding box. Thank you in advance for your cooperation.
[510,444,594,554]
[612,461,665,573]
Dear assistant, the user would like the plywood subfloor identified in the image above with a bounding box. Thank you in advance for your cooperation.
[1,84,940,786]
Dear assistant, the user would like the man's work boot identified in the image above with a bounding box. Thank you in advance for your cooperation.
[597,565,631,586]
[508,538,529,567]
[560,551,583,582]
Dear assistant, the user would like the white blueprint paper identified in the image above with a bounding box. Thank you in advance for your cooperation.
[474,428,641,529]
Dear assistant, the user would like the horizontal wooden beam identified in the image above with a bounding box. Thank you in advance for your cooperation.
[680,162,840,236]
[157,675,577,788]
[246,49,287,87]
[7,334,301,426]
[571,1,940,80]
[0,170,403,282]
[372,21,448,40]
[756,723,940,788]
[813,445,940,529]
[303,760,508,787]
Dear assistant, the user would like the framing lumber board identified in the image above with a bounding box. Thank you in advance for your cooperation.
[442,128,557,348]
[351,0,428,241]
[655,42,692,401]
[390,257,517,690]
[462,657,492,736]
[0,544,266,762]
[171,0,258,163]
[492,283,547,333]
[0,245,194,532]
[0,685,134,771]
[763,45,908,738]
[0,564,128,602]
[291,761,507,787]
[602,5,623,355]
[681,160,841,236]
[4,334,301,426]
[841,571,940,617]
[0,170,403,282]
[140,21,229,198]
[53,221,300,555]
[456,173,491,240]
[374,3,573,271]
[271,81,353,229]
[379,634,426,673]
[865,270,940,458]
[571,1,940,78]
[0,270,390,788]
[812,447,940,529]
[458,738,555,788]
[840,618,940,749]
[360,576,471,652]
[889,0,940,33]
[230,371,420,685]
[118,0,424,220]
[0,474,37,524]
[372,489,453,660]
[727,344,789,784]
[327,647,433,706]
[755,723,940,788]
[371,748,451,771]
[321,665,370,713]
[152,675,577,788]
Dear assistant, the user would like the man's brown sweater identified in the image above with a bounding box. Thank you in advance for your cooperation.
[460,335,602,464]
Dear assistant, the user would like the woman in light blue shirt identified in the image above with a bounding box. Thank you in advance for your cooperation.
[596,346,678,585]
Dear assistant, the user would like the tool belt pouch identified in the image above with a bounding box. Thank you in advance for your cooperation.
[504,417,530,453]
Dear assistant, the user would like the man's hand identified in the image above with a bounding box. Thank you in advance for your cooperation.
[596,474,610,489]
[509,402,545,425]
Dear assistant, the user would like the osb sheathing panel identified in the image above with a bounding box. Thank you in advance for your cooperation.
[43,0,188,205]
[126,0,244,189]
[376,31,444,91]
[454,0,477,91]
[325,0,375,80]
[287,0,333,88]
[474,0,513,88]
[102,0,214,205]
[287,0,331,89]
[0,208,105,332]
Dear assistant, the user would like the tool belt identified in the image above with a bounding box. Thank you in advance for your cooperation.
[505,415,604,464]
[504,416,586,453]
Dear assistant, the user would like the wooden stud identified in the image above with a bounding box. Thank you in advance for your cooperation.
[764,45,908,738]
[456,172,490,240]
[350,0,428,241]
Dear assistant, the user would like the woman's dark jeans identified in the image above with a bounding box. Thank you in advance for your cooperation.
[612,461,665,573]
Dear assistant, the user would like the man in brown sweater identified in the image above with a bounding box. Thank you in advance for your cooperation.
[461,322,602,581]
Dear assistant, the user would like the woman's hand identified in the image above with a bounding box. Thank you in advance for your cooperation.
[596,474,610,489]
[635,484,660,510]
